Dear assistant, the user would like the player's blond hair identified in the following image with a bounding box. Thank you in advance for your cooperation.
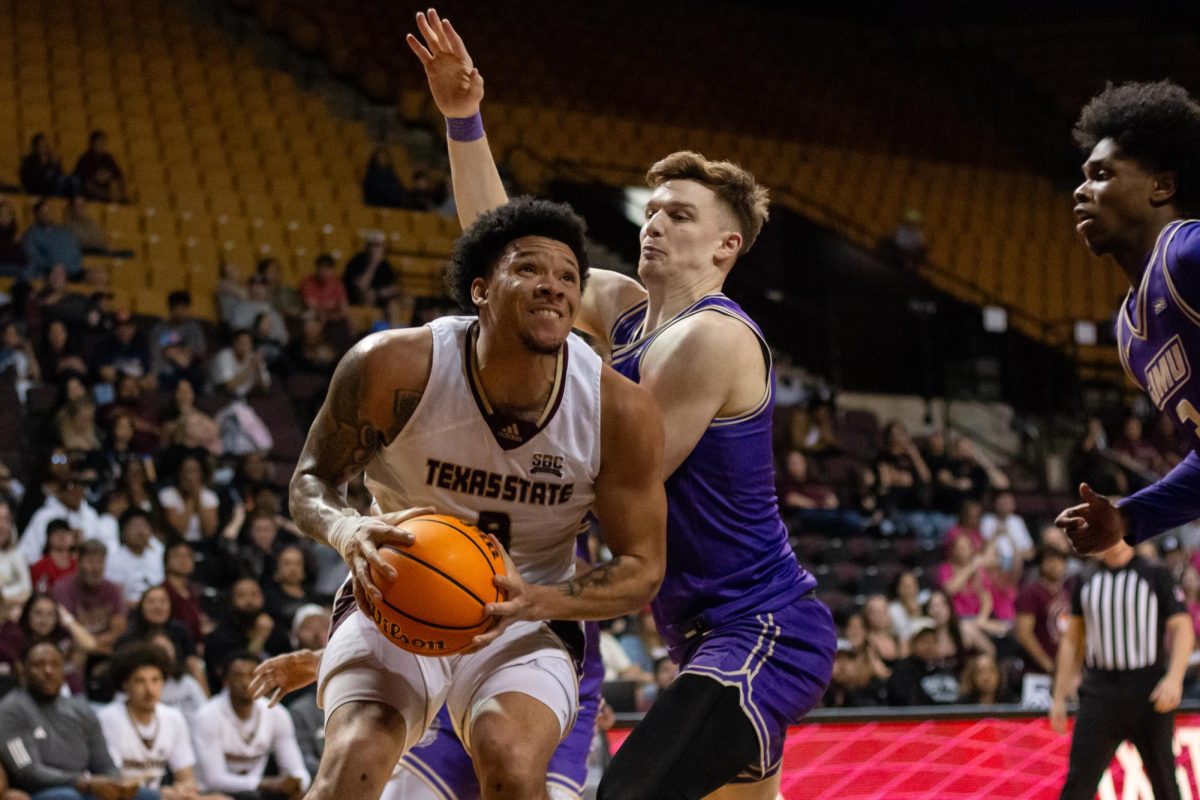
[646,151,770,254]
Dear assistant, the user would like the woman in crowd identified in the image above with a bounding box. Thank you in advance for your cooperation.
[925,588,994,672]
[0,501,29,618]
[159,454,219,544]
[0,593,96,694]
[887,570,926,645]
[958,653,1004,704]
[863,593,903,662]
[118,584,210,695]
[160,378,221,456]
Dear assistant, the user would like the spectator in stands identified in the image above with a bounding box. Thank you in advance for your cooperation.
[193,653,309,798]
[256,258,303,321]
[0,200,24,276]
[0,501,29,616]
[226,510,283,586]
[30,266,92,338]
[119,585,207,694]
[407,168,447,212]
[211,329,271,399]
[51,539,126,654]
[19,475,102,564]
[887,570,926,645]
[879,208,927,272]
[980,490,1035,567]
[73,130,128,204]
[99,643,208,800]
[264,546,315,630]
[1148,411,1190,472]
[843,612,891,684]
[159,455,219,545]
[298,254,347,322]
[95,310,151,384]
[1014,545,1070,677]
[225,276,288,346]
[62,197,108,254]
[148,291,207,379]
[863,594,902,662]
[0,593,95,695]
[342,231,400,310]
[55,398,101,461]
[34,320,85,380]
[29,519,76,595]
[885,623,959,705]
[0,642,145,799]
[153,328,206,394]
[871,421,936,540]
[925,588,994,669]
[931,435,1009,516]
[277,605,330,776]
[791,398,840,455]
[161,541,204,647]
[147,632,207,728]
[362,147,408,209]
[205,579,291,691]
[937,532,995,619]
[636,655,680,712]
[216,260,248,327]
[957,653,1003,705]
[288,312,338,376]
[0,323,40,405]
[1112,412,1166,482]
[117,457,158,518]
[1070,416,1127,497]
[105,508,164,604]
[22,200,83,281]
[18,133,74,198]
[825,643,886,708]
[102,373,162,454]
[252,312,288,375]
[598,621,653,685]
[777,449,838,511]
[160,379,222,456]
[1182,566,1200,642]
[103,415,157,495]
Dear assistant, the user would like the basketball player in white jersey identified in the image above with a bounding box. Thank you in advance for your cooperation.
[288,197,666,800]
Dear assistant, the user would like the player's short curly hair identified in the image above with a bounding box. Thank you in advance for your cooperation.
[109,641,172,687]
[647,151,770,254]
[447,197,589,312]
[1074,80,1200,215]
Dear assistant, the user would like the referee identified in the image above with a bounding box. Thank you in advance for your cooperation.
[1050,539,1193,800]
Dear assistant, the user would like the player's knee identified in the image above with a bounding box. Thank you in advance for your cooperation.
[312,702,406,793]
[473,736,548,798]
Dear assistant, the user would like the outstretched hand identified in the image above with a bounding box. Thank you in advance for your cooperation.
[406,9,484,119]
[1055,483,1127,555]
[250,650,322,706]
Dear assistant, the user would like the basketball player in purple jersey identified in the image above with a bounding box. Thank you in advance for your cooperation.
[409,12,835,798]
[1056,81,1200,558]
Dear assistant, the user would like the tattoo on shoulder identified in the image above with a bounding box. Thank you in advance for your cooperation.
[561,557,623,597]
[387,390,423,441]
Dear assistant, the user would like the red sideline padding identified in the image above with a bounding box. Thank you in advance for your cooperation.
[608,713,1200,799]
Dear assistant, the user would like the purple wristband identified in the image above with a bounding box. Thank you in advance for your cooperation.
[446,112,484,143]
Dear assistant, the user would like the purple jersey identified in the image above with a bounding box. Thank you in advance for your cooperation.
[609,294,817,649]
[1117,220,1200,444]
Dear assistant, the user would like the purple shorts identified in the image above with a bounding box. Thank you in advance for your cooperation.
[671,592,836,781]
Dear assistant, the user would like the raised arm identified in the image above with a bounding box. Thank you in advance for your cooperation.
[406,10,647,345]
[288,330,434,605]
[406,10,506,229]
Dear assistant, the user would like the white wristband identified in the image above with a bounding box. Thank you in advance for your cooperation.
[327,508,362,562]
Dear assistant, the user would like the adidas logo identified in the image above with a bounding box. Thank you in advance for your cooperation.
[498,423,523,442]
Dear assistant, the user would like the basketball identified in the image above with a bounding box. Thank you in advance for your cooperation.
[364,514,507,656]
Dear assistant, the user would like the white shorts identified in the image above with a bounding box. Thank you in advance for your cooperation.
[318,610,579,756]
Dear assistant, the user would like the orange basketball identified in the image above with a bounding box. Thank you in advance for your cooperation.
[364,514,507,656]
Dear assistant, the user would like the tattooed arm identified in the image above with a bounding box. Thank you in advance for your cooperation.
[477,367,666,635]
[288,329,435,603]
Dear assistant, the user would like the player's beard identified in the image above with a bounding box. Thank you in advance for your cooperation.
[519,328,564,356]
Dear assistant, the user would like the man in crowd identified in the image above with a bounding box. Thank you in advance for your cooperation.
[0,642,149,799]
[192,653,309,799]
[52,539,127,654]
[22,200,83,280]
[204,578,290,691]
[104,508,165,604]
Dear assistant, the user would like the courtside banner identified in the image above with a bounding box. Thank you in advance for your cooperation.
[608,712,1200,799]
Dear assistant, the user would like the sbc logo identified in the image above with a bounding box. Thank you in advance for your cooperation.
[531,453,564,478]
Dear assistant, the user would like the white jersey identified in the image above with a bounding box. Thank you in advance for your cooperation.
[192,693,311,794]
[97,702,194,790]
[364,316,602,587]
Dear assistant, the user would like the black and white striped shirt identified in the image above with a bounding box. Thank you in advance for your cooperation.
[1071,555,1186,672]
